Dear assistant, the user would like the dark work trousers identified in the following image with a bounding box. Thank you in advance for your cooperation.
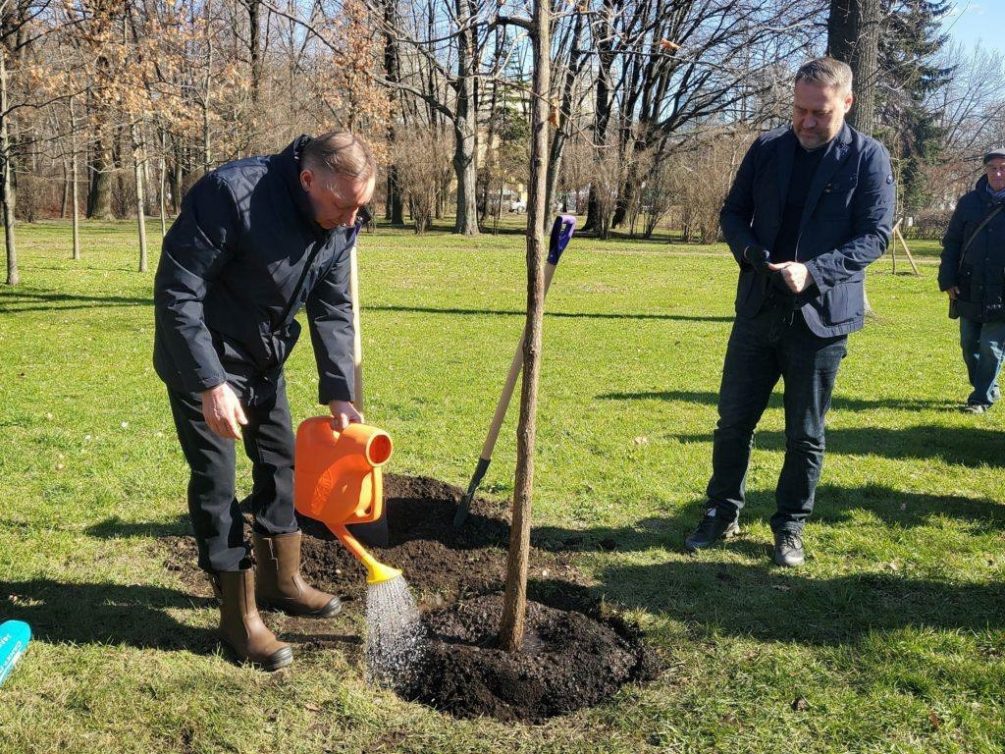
[167,378,299,573]
[705,306,848,533]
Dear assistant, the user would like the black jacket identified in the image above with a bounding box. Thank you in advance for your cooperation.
[153,136,359,405]
[939,175,1005,322]
[720,123,896,337]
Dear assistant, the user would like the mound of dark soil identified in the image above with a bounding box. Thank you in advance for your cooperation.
[402,593,657,723]
[161,473,659,722]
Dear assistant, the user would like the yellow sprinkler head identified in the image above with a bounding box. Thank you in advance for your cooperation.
[331,523,402,586]
[366,560,403,586]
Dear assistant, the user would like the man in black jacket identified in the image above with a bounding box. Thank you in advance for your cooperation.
[939,149,1005,414]
[154,131,375,670]
[684,58,895,566]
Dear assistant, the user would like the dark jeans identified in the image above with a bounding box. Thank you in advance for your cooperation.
[167,378,299,572]
[705,307,847,533]
[959,317,1005,407]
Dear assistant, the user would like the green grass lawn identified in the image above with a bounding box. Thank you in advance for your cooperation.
[1,219,1002,753]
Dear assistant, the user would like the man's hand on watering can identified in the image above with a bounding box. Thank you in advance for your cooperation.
[328,400,363,431]
[201,383,248,440]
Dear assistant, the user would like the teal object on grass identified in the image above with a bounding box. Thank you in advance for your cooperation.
[0,620,31,687]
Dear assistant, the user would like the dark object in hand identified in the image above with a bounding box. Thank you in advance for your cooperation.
[744,245,772,272]
[948,298,959,320]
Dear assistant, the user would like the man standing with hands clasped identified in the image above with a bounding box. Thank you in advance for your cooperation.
[154,131,375,670]
[684,58,895,566]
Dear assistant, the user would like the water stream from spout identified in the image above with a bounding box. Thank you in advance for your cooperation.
[364,575,428,689]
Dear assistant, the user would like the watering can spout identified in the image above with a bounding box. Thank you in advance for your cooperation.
[294,419,400,584]
[332,525,402,585]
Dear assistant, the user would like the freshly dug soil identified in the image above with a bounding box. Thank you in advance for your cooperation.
[401,593,658,723]
[161,473,659,722]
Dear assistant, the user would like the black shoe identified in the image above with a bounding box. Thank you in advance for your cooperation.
[773,531,805,567]
[685,508,740,552]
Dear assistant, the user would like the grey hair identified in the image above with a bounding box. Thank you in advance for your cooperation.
[302,131,376,181]
[795,57,853,94]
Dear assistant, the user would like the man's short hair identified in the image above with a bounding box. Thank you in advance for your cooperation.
[302,131,376,181]
[795,57,853,95]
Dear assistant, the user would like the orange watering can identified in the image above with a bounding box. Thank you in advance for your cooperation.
[294,418,400,585]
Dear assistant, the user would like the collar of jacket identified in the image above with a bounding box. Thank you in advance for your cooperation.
[279,135,336,240]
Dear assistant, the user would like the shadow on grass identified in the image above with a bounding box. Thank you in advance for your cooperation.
[533,562,1004,646]
[596,389,951,412]
[0,290,152,313]
[672,425,1005,468]
[370,304,732,323]
[1,578,217,653]
[85,514,191,540]
[529,484,1005,556]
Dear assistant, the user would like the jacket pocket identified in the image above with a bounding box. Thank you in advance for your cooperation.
[269,318,302,366]
[821,282,862,326]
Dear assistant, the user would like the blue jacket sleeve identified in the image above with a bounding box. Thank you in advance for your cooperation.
[938,199,967,291]
[719,137,764,267]
[803,142,895,293]
[306,242,356,404]
[153,174,239,393]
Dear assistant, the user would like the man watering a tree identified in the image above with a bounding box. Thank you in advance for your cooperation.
[153,131,375,670]
[684,58,895,567]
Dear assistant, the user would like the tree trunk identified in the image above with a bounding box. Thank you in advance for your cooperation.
[383,0,405,225]
[386,165,404,225]
[203,30,213,174]
[830,0,880,316]
[479,26,506,225]
[828,0,881,136]
[499,0,550,653]
[159,128,167,237]
[88,136,114,219]
[70,96,80,260]
[1,41,17,285]
[546,11,584,216]
[452,0,479,235]
[453,117,479,234]
[172,140,183,214]
[584,0,615,232]
[247,0,262,105]
[133,124,148,273]
[61,160,69,218]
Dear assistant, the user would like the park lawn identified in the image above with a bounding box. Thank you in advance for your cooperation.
[0,219,1002,754]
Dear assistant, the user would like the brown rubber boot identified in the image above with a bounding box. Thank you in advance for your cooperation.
[252,531,342,618]
[213,570,293,671]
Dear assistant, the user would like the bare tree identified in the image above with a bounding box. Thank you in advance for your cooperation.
[498,0,549,653]
[2,0,56,285]
[583,0,824,232]
[392,125,449,232]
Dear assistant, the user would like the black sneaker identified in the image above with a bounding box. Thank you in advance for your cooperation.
[773,531,805,567]
[684,508,740,552]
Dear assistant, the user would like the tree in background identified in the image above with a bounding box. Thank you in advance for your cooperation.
[828,0,881,134]
[927,41,1005,205]
[876,0,952,215]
